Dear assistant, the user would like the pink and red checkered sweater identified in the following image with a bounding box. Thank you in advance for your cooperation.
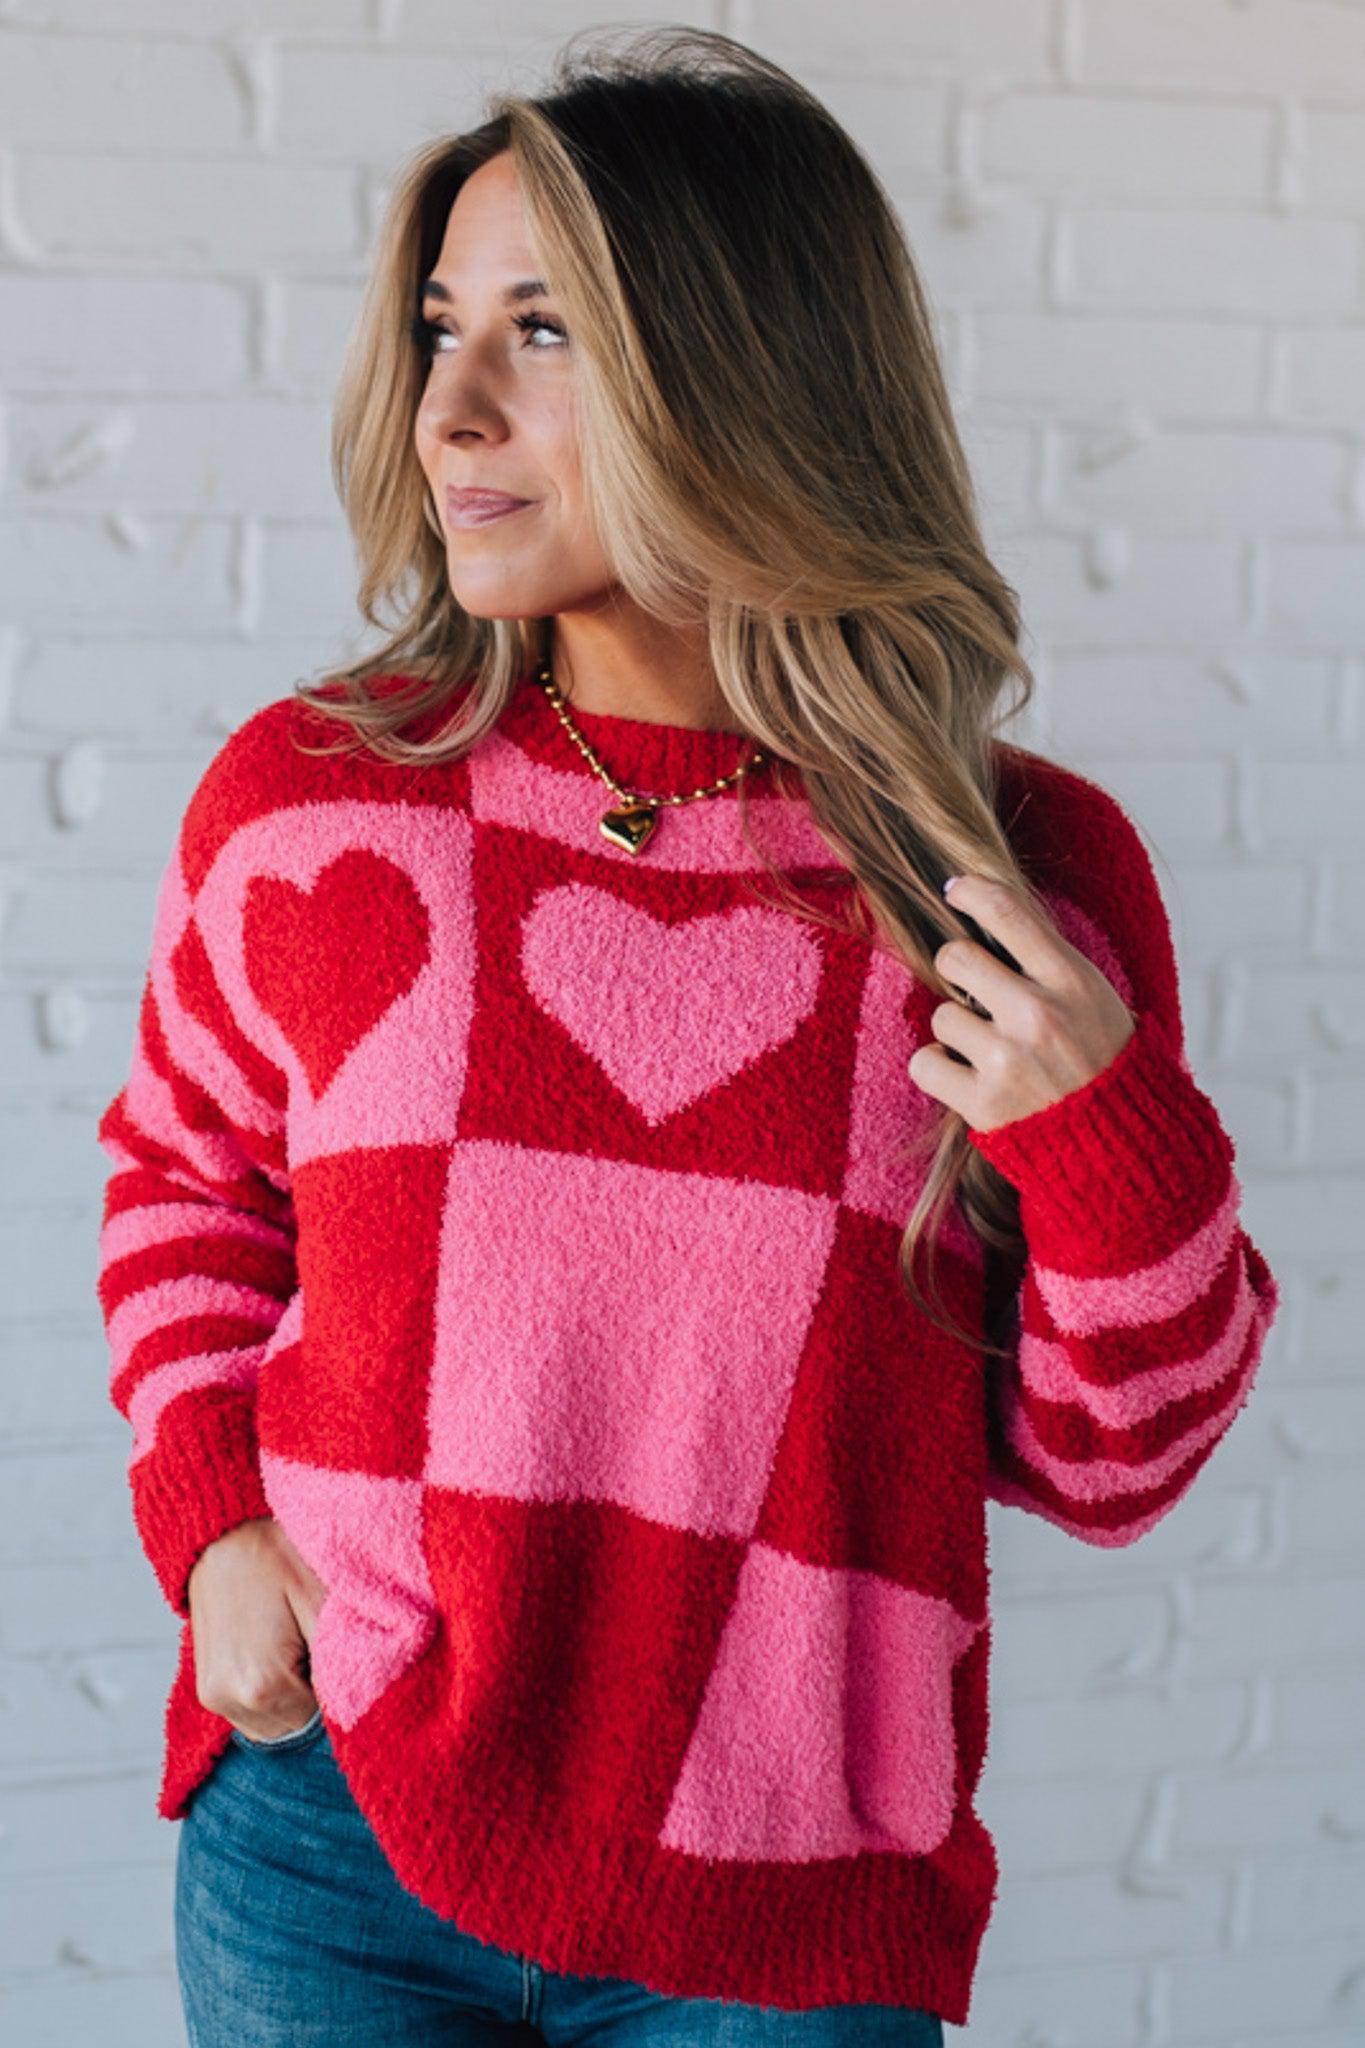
[95,666,1279,2026]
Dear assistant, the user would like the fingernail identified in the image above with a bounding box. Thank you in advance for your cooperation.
[942,874,962,895]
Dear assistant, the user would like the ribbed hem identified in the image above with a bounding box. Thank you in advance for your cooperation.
[966,1007,1236,1271]
[309,1689,991,2025]
[130,1389,273,1619]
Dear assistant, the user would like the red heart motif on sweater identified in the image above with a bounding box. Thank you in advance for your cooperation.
[243,850,431,1097]
[521,883,823,1123]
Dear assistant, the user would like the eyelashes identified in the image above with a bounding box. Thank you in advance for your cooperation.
[407,311,568,360]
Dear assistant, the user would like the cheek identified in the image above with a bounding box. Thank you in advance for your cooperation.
[530,393,580,493]
[413,419,439,482]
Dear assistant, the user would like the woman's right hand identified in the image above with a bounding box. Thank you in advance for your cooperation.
[187,1515,329,1741]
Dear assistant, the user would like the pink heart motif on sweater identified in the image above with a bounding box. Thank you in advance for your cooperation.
[521,883,823,1124]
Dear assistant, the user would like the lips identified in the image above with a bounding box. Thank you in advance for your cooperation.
[444,486,536,531]
[446,488,532,513]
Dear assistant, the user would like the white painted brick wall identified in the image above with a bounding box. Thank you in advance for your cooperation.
[2,2,1361,2041]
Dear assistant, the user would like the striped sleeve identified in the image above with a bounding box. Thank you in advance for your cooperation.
[967,775,1280,1548]
[95,745,296,1619]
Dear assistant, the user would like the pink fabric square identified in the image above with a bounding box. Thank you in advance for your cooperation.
[658,1540,983,1862]
[844,950,981,1266]
[194,802,478,1166]
[424,1139,840,1538]
[259,1450,438,1730]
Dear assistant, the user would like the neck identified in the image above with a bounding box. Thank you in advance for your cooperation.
[543,607,746,735]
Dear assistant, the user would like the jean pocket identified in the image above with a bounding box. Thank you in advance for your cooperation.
[229,1704,326,1753]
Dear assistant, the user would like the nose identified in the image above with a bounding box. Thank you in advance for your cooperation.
[416,339,514,445]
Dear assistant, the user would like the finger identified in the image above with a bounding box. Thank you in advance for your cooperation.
[909,1039,983,1119]
[943,874,1073,990]
[283,1584,322,1648]
[927,996,996,1068]
[935,938,1040,1030]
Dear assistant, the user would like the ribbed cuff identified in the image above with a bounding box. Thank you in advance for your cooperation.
[966,1007,1236,1270]
[130,1388,274,1620]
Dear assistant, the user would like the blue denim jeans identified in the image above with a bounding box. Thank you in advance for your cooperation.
[175,1707,946,2046]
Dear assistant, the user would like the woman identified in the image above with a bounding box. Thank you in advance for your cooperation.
[95,24,1280,2045]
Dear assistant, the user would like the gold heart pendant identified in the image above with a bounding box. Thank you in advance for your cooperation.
[600,803,658,854]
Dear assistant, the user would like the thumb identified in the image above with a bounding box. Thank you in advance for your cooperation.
[281,1577,326,1651]
[275,1545,329,1647]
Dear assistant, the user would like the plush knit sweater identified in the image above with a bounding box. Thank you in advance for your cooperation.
[95,666,1279,2027]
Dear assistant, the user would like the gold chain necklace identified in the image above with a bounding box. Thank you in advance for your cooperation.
[533,656,768,855]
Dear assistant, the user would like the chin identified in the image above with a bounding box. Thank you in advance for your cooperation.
[445,592,536,622]
[443,566,538,611]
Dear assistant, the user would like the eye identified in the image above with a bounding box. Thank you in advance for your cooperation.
[511,311,568,348]
[407,311,568,360]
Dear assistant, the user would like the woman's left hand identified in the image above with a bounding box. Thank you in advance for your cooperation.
[908,873,1138,1134]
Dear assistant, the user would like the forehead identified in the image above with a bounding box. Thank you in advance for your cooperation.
[430,152,542,282]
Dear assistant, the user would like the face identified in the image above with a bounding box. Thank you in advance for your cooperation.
[412,150,615,622]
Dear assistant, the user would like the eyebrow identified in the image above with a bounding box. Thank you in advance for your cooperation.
[418,276,550,307]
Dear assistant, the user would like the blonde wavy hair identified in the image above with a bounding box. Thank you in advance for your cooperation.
[294,23,1053,1360]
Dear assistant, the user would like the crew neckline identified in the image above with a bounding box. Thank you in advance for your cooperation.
[502,662,768,799]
